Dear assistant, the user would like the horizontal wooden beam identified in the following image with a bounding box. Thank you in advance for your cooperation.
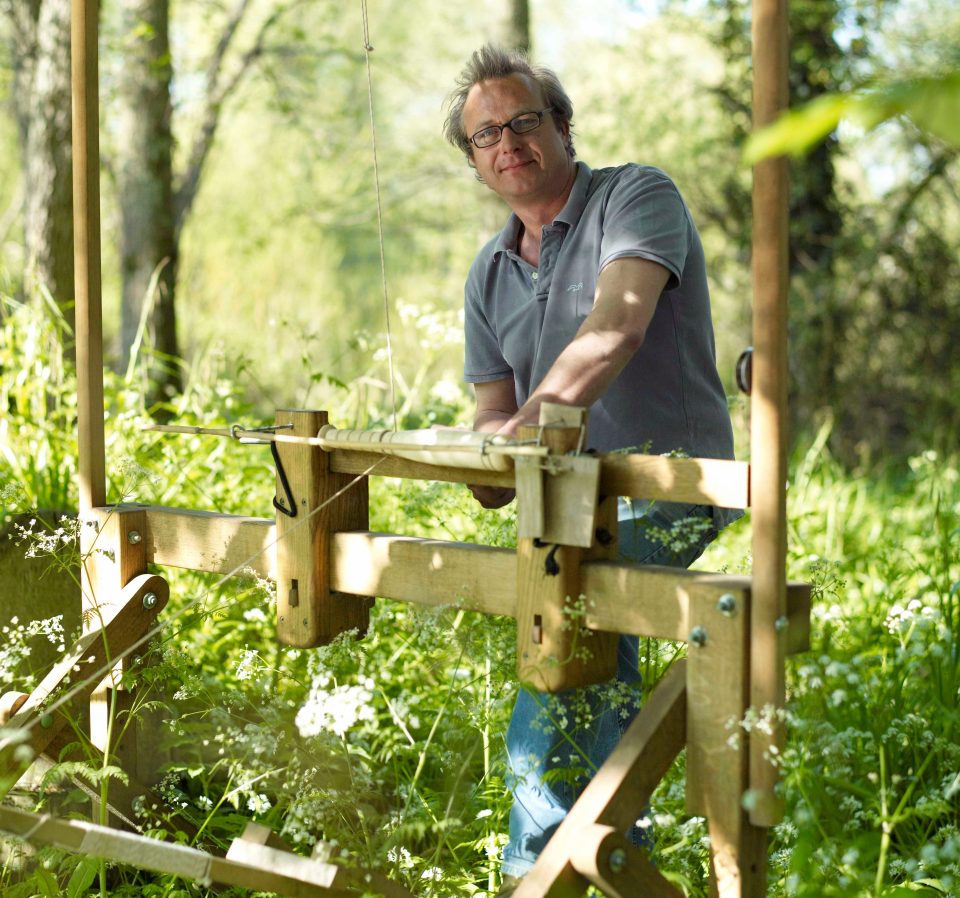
[129,511,808,651]
[330,532,810,651]
[141,505,276,579]
[330,450,751,508]
[598,455,749,510]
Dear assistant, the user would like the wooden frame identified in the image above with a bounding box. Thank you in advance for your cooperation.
[1,0,796,894]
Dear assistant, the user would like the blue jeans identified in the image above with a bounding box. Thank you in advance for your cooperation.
[501,500,719,877]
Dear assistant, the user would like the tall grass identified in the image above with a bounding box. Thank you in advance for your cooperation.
[1,308,958,896]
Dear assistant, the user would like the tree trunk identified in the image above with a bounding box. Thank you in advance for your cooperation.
[116,0,179,405]
[6,0,75,335]
[501,0,530,53]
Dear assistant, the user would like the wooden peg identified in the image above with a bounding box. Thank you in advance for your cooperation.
[274,410,373,647]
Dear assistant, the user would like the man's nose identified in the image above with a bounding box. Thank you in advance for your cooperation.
[499,126,523,152]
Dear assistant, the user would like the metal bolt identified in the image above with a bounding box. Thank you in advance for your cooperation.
[127,530,142,545]
[775,615,789,633]
[142,592,158,610]
[689,625,708,647]
[608,847,627,874]
[717,593,737,616]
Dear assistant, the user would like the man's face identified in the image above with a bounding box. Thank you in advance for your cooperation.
[462,74,572,208]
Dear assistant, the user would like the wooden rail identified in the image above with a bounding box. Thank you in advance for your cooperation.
[133,506,810,653]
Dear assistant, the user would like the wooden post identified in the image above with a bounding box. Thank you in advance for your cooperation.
[72,0,106,512]
[749,0,790,825]
[685,582,767,897]
[80,507,166,790]
[515,404,618,692]
[273,410,373,647]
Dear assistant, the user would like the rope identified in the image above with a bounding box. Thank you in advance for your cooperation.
[360,0,398,432]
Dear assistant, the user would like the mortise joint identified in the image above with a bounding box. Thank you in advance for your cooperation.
[532,615,543,644]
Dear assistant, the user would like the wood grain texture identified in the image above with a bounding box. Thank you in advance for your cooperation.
[274,410,372,647]
[749,0,790,826]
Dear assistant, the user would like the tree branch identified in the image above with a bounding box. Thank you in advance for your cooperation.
[173,0,306,237]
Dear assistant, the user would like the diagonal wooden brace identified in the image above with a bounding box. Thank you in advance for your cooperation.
[0,572,168,789]
[513,660,688,898]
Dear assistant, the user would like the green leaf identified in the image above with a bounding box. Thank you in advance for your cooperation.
[743,93,850,163]
[66,855,99,898]
[34,867,60,898]
[744,70,960,164]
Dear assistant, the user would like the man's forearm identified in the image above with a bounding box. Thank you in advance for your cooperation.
[502,325,643,433]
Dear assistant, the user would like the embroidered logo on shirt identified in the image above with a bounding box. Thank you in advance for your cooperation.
[566,282,584,293]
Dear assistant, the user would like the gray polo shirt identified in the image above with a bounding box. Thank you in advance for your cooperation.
[464,161,737,493]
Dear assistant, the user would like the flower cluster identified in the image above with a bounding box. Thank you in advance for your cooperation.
[296,674,377,739]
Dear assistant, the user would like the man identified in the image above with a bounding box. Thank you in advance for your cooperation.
[443,45,739,889]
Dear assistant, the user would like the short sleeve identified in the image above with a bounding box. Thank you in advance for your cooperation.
[599,167,690,290]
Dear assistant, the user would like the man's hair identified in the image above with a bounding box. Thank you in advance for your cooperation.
[443,44,576,160]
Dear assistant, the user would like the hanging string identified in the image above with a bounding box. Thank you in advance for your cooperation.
[360,0,399,432]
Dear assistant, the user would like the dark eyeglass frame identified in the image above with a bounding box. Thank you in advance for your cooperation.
[469,107,555,149]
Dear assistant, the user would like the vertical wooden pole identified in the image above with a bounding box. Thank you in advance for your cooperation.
[686,584,766,897]
[515,405,618,693]
[750,0,790,825]
[274,409,373,647]
[72,0,106,512]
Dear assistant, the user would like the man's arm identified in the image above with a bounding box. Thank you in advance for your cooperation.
[474,376,519,432]
[469,377,519,508]
[497,256,669,436]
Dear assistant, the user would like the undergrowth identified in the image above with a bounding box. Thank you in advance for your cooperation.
[1,295,958,897]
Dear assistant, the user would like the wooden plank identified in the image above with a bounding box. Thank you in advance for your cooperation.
[328,532,810,649]
[514,661,688,898]
[274,410,372,647]
[0,806,346,898]
[1,573,168,785]
[330,449,750,508]
[331,532,516,616]
[684,582,767,897]
[1,692,198,837]
[72,0,106,512]
[514,407,617,692]
[80,507,156,803]
[749,0,791,828]
[142,505,276,579]
[598,455,750,509]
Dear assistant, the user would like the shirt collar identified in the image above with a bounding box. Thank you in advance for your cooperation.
[492,161,594,258]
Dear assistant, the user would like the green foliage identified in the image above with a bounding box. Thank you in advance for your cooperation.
[3,322,960,896]
[743,71,960,163]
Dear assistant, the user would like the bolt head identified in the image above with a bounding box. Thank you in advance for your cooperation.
[142,592,158,610]
[127,530,142,545]
[717,593,737,616]
[689,625,708,647]
[608,847,627,874]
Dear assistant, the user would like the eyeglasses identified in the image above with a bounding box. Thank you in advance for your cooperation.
[469,107,555,149]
